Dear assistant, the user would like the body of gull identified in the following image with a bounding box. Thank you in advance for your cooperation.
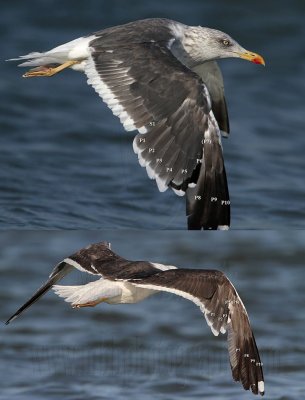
[9,18,265,230]
[6,241,264,396]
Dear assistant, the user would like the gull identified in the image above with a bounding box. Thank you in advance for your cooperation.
[9,18,265,229]
[5,241,264,395]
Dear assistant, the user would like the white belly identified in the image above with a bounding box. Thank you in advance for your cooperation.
[107,281,158,304]
[53,278,157,306]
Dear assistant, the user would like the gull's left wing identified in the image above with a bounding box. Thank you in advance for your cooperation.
[128,269,264,395]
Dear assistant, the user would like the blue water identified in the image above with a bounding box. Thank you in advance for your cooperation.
[1,230,305,400]
[1,0,305,228]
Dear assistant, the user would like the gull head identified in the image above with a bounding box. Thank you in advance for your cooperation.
[182,26,265,66]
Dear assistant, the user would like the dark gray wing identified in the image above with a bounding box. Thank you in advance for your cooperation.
[5,262,73,324]
[67,242,163,280]
[129,269,264,395]
[85,39,230,229]
[192,61,230,135]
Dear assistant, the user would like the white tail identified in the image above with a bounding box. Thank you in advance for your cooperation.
[7,36,94,67]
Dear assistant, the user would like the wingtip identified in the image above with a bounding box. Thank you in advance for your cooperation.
[5,315,16,325]
[258,381,265,396]
[248,379,264,396]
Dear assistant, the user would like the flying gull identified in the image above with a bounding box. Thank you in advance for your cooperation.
[9,18,265,229]
[6,241,264,395]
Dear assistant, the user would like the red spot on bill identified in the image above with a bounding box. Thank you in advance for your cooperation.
[252,56,265,65]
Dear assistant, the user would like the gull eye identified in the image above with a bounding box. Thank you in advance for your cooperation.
[222,39,230,46]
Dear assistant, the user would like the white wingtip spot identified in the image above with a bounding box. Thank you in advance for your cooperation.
[188,183,197,188]
[132,139,148,166]
[132,137,139,154]
[218,225,230,231]
[172,188,185,197]
[211,326,219,336]
[123,124,136,132]
[139,158,148,167]
[138,127,147,134]
[138,154,148,167]
[258,381,264,393]
[122,117,136,132]
[146,163,156,180]
[156,177,168,192]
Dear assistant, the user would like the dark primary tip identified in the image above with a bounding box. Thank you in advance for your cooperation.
[5,312,20,325]
[5,316,15,325]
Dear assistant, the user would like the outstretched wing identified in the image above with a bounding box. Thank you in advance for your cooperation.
[85,39,230,229]
[128,269,264,395]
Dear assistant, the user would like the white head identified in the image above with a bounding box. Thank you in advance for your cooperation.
[174,25,265,67]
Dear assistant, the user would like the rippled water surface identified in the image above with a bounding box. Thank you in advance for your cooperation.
[1,0,305,228]
[1,230,305,400]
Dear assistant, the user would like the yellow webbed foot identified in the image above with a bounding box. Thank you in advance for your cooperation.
[23,60,80,78]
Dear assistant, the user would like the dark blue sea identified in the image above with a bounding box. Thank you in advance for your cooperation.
[1,230,305,400]
[1,0,305,229]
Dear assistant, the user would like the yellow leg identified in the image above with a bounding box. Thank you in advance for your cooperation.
[23,60,80,78]
[72,298,108,309]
